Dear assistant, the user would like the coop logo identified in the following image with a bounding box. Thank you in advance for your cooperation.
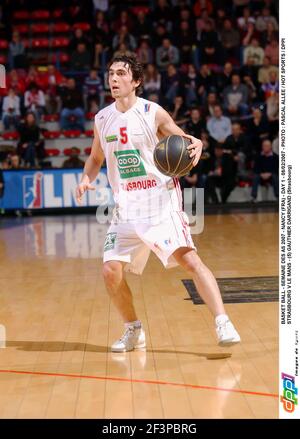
[23,172,44,208]
[0,64,6,88]
[280,372,298,413]
[114,149,147,179]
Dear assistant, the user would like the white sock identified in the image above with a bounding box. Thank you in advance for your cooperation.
[215,314,229,325]
[125,320,142,329]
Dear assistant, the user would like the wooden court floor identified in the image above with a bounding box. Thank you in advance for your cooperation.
[0,211,279,419]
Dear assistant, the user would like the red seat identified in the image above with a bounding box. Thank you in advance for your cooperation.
[72,22,91,31]
[2,131,20,140]
[84,147,92,155]
[63,148,81,156]
[43,114,60,122]
[22,39,30,49]
[31,10,50,20]
[0,40,8,50]
[52,9,63,19]
[13,10,30,20]
[52,37,70,48]
[51,52,70,64]
[45,148,60,157]
[31,38,49,49]
[0,54,7,64]
[43,131,61,139]
[85,112,95,120]
[52,22,70,33]
[84,130,93,137]
[13,24,29,34]
[131,6,150,15]
[31,23,50,33]
[62,130,82,138]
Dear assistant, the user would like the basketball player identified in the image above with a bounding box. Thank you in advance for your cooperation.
[76,53,241,352]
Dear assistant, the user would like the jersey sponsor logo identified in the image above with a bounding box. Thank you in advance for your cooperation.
[144,103,151,113]
[106,134,118,143]
[114,149,147,179]
[120,179,157,191]
[104,232,117,251]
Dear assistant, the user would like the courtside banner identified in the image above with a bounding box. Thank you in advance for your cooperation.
[0,168,113,209]
[279,1,300,418]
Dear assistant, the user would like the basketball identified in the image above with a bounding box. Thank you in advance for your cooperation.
[153,135,194,177]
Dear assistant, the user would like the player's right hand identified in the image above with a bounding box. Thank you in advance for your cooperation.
[76,181,95,204]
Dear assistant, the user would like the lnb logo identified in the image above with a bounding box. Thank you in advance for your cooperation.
[280,372,298,413]
[0,64,6,88]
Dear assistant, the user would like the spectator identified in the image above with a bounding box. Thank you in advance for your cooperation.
[202,91,220,119]
[272,134,279,155]
[70,43,91,71]
[93,42,109,73]
[233,0,251,17]
[83,68,104,112]
[261,21,279,47]
[45,64,66,114]
[175,20,196,64]
[246,107,270,154]
[197,64,214,106]
[114,10,135,33]
[224,122,251,180]
[237,7,255,31]
[152,0,172,28]
[207,105,232,145]
[241,22,260,47]
[9,154,22,169]
[258,56,279,84]
[69,28,91,53]
[17,112,45,167]
[220,18,240,61]
[62,147,85,168]
[185,107,206,138]
[8,31,27,69]
[264,38,279,66]
[205,145,237,204]
[243,38,265,65]
[223,74,249,116]
[92,10,110,44]
[170,95,189,126]
[156,38,180,70]
[25,66,45,91]
[4,70,26,97]
[216,62,233,94]
[198,19,223,65]
[60,78,85,132]
[256,7,279,32]
[161,64,182,106]
[184,64,199,106]
[251,139,279,202]
[143,64,161,99]
[112,25,137,52]
[152,24,170,49]
[2,88,21,131]
[133,10,152,40]
[136,39,153,66]
[24,82,46,122]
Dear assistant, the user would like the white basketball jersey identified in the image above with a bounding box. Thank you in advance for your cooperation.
[95,97,182,222]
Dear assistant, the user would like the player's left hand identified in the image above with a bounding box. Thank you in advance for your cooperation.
[184,135,203,167]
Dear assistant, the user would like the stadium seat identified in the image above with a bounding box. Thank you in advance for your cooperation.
[63,148,81,156]
[13,24,30,34]
[84,147,92,155]
[131,6,150,15]
[0,40,8,50]
[62,130,82,138]
[2,131,20,140]
[84,130,93,137]
[31,23,50,34]
[52,9,63,19]
[31,38,49,49]
[72,23,91,31]
[43,114,60,122]
[52,22,70,33]
[85,112,96,121]
[0,54,7,64]
[13,10,30,21]
[43,131,61,139]
[52,37,70,48]
[51,52,70,64]
[31,10,50,20]
[45,148,60,156]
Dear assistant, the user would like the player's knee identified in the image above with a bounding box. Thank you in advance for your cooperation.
[102,262,123,288]
[182,254,204,274]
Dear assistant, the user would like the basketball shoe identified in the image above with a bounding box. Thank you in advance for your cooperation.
[111,324,146,352]
[215,315,241,346]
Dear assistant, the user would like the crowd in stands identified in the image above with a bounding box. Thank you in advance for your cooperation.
[0,0,279,203]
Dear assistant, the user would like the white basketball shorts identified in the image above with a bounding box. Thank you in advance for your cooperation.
[102,211,197,274]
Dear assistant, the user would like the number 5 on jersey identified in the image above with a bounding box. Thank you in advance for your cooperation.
[120,127,128,144]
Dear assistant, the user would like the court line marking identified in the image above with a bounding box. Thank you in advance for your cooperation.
[0,369,278,399]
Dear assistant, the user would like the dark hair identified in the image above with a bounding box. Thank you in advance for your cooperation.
[108,52,144,95]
